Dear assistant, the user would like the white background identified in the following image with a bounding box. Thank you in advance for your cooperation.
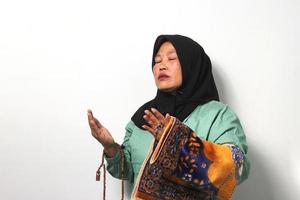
[0,0,299,199]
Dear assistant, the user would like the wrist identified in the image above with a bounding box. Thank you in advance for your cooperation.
[103,142,120,158]
[103,141,116,149]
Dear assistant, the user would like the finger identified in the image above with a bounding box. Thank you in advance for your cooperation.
[143,114,153,126]
[88,119,98,135]
[87,109,94,121]
[87,110,102,129]
[165,113,171,120]
[143,113,158,128]
[93,117,103,128]
[150,108,165,123]
[142,124,156,136]
[144,110,160,128]
[165,113,172,124]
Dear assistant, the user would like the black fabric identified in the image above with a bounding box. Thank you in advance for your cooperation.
[131,34,219,129]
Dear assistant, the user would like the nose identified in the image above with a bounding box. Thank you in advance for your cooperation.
[159,62,167,71]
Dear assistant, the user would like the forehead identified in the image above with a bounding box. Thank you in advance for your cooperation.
[156,41,176,54]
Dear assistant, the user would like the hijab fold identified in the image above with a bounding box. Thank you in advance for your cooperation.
[131,35,219,129]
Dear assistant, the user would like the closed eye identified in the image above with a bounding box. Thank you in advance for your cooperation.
[155,57,162,63]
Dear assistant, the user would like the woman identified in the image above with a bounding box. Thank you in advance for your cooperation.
[87,34,250,200]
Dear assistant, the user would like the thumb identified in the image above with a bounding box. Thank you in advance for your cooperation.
[166,113,170,118]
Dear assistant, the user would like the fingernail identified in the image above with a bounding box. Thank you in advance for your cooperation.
[151,108,155,112]
[144,110,149,114]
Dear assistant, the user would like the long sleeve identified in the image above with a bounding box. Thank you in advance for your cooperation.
[105,121,134,182]
[206,104,250,184]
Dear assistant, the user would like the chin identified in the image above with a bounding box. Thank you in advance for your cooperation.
[157,83,178,92]
[158,87,175,92]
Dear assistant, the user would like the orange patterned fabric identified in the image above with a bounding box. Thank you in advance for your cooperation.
[202,139,237,199]
[131,117,244,200]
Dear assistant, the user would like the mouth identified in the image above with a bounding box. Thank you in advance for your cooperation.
[158,75,170,80]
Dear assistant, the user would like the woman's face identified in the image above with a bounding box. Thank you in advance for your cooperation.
[153,41,182,92]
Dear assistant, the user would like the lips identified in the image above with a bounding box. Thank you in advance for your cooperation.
[158,74,170,80]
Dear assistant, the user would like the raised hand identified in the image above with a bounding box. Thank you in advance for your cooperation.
[142,108,172,141]
[87,109,115,148]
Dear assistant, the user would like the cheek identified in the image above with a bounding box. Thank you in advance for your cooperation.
[178,67,183,82]
[173,63,182,82]
[152,66,159,78]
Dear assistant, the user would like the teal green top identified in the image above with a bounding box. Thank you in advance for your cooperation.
[105,100,250,195]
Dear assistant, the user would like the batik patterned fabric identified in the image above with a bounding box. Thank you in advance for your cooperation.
[131,116,244,200]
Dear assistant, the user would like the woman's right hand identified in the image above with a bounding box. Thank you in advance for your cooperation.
[87,109,115,149]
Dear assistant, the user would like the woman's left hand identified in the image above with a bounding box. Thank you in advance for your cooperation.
[142,108,172,141]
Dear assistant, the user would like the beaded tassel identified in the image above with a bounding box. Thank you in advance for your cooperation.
[96,151,106,200]
[120,146,125,200]
[96,144,125,200]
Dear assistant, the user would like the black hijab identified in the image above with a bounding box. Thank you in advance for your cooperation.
[131,34,219,129]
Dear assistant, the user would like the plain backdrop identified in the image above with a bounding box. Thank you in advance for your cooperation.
[0,0,299,199]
